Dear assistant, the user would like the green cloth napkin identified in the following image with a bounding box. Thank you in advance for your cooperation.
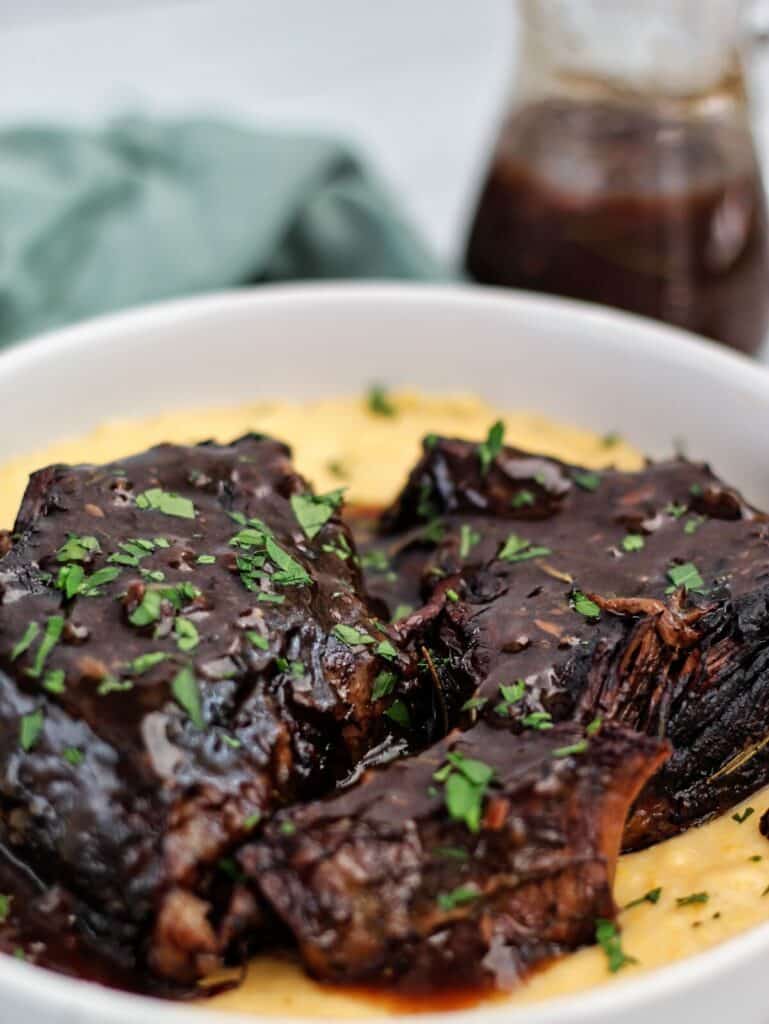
[0,115,443,347]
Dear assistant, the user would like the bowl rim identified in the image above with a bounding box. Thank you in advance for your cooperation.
[2,280,769,1023]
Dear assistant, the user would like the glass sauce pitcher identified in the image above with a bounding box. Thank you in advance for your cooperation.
[465,0,769,355]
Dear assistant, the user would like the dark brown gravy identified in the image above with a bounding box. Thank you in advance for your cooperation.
[465,99,769,355]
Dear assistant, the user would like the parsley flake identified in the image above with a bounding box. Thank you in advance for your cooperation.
[574,471,601,492]
[20,710,44,752]
[57,534,101,563]
[732,806,755,824]
[367,384,397,417]
[247,631,269,651]
[11,622,40,662]
[384,700,410,727]
[459,523,481,560]
[0,894,10,923]
[127,652,167,675]
[676,892,709,907]
[596,919,637,972]
[477,420,505,476]
[622,533,644,552]
[62,746,84,767]
[437,886,479,911]
[511,489,536,509]
[498,533,551,563]
[26,616,64,679]
[571,591,601,620]
[174,617,200,652]
[522,710,553,731]
[171,666,204,729]
[135,488,195,519]
[434,752,494,833]
[666,562,706,594]
[552,738,588,758]
[290,489,345,540]
[625,887,662,910]
[372,670,397,700]
[494,679,526,716]
[333,624,375,647]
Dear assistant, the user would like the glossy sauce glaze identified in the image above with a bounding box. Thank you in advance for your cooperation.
[0,394,768,1015]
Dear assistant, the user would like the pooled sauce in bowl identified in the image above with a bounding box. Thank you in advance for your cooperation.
[2,393,769,1015]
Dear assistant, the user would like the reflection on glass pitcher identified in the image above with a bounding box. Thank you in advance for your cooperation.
[465,0,769,355]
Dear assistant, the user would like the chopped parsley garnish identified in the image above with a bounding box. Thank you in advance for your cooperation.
[602,432,621,448]
[258,592,285,605]
[222,735,242,750]
[171,666,204,729]
[43,669,65,694]
[57,564,121,598]
[433,751,494,832]
[246,631,269,651]
[0,894,11,923]
[372,670,397,701]
[684,516,705,535]
[97,676,133,696]
[437,886,479,912]
[595,919,637,972]
[280,820,297,836]
[11,622,40,662]
[511,489,535,509]
[477,420,504,476]
[586,715,602,736]
[498,532,551,563]
[127,652,167,675]
[108,539,155,567]
[26,615,64,679]
[622,533,644,552]
[367,384,397,417]
[129,590,163,626]
[446,588,459,603]
[290,488,345,539]
[665,502,687,519]
[174,617,199,652]
[376,639,398,661]
[574,471,601,492]
[62,747,84,766]
[552,738,588,758]
[690,483,704,497]
[521,710,553,731]
[494,680,526,716]
[265,536,312,587]
[385,700,410,727]
[135,488,195,519]
[666,562,706,594]
[732,806,755,824]
[57,534,101,562]
[459,523,481,560]
[461,695,488,712]
[196,554,216,565]
[571,591,601,620]
[625,887,662,910]
[676,891,709,907]
[333,624,375,647]
[244,812,261,831]
[19,710,44,752]
[392,603,414,621]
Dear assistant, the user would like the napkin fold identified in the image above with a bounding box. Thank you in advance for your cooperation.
[0,115,443,346]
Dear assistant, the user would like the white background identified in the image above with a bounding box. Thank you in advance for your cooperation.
[2,0,769,344]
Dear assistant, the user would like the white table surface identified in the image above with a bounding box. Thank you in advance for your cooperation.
[2,0,769,356]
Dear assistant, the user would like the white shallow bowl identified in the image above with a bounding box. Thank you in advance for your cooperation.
[1,283,769,1024]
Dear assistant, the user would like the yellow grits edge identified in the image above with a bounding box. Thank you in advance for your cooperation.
[0,391,766,1017]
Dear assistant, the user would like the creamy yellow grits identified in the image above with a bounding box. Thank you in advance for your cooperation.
[1,391,767,1016]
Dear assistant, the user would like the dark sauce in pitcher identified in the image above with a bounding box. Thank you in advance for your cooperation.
[465,100,769,354]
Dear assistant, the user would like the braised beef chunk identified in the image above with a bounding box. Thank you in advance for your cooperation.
[0,436,414,988]
[241,722,667,991]
[371,436,769,849]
